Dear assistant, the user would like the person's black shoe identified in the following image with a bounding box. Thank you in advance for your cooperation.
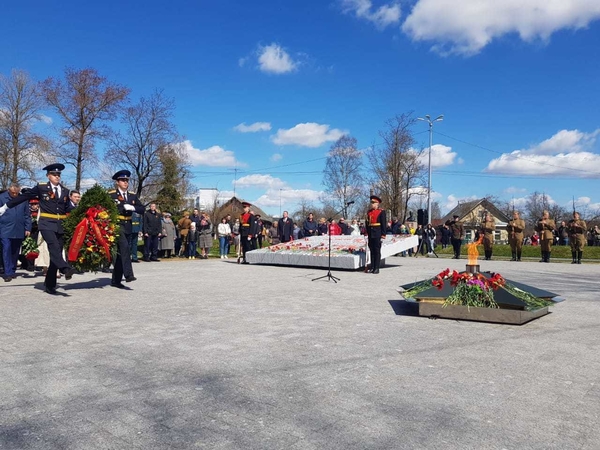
[3,276,12,282]
[150,258,160,262]
[64,267,76,280]
[132,260,139,263]
[125,276,137,283]
[372,268,380,274]
[45,286,57,294]
[111,282,126,289]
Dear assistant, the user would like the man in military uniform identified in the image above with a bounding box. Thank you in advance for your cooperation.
[568,211,587,264]
[366,195,386,274]
[535,210,556,263]
[108,170,145,288]
[239,201,257,264]
[481,211,496,260]
[506,210,525,261]
[445,214,464,259]
[0,164,76,294]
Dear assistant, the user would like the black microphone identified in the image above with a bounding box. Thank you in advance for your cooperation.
[346,201,355,206]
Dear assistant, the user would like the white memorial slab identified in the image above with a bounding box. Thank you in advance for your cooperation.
[245,234,418,269]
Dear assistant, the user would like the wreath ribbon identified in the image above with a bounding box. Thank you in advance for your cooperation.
[68,207,112,263]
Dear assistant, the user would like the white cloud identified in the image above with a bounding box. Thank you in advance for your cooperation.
[257,43,298,74]
[402,0,600,56]
[236,174,287,189]
[39,114,53,125]
[444,194,479,213]
[270,153,283,162]
[342,0,401,29]
[569,196,600,212]
[255,188,323,208]
[485,129,600,178]
[504,186,527,195]
[233,122,272,133]
[79,178,97,190]
[176,140,246,168]
[271,122,347,147]
[238,57,248,67]
[416,144,458,168]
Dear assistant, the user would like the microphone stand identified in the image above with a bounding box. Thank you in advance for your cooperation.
[312,203,353,283]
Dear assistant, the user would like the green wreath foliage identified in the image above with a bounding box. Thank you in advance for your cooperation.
[63,184,120,272]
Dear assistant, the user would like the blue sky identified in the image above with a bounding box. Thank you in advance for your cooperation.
[3,0,600,217]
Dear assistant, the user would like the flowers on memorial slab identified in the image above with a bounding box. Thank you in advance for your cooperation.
[401,269,548,310]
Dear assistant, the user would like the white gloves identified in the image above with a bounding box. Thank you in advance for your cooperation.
[123,204,135,211]
[0,204,8,216]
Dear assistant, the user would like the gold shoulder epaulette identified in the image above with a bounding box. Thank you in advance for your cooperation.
[128,191,135,195]
[108,189,116,194]
[38,181,46,185]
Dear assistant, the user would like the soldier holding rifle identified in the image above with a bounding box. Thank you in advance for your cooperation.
[506,210,525,261]
[481,211,495,260]
[568,211,587,264]
[535,210,556,263]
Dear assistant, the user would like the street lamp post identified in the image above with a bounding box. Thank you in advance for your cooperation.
[417,114,443,226]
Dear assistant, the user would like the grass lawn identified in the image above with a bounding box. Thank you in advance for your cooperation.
[434,243,600,262]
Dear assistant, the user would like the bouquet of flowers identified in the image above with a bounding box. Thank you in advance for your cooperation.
[21,236,39,260]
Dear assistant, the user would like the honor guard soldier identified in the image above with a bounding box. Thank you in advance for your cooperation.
[239,201,257,264]
[568,211,587,264]
[108,170,145,288]
[535,210,556,263]
[445,214,464,259]
[481,211,496,260]
[0,163,76,294]
[506,210,525,261]
[366,195,386,274]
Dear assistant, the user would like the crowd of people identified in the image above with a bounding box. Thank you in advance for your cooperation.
[1,164,599,291]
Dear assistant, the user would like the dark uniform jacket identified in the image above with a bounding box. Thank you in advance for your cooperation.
[445,219,464,239]
[108,189,145,234]
[8,182,73,233]
[366,209,387,239]
[303,218,317,237]
[240,212,258,237]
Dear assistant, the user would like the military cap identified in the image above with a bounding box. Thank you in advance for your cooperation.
[453,214,460,218]
[370,195,382,203]
[242,201,252,207]
[112,170,131,180]
[255,214,261,218]
[43,163,65,173]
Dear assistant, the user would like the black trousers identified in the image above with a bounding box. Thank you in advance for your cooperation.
[241,235,252,260]
[41,229,70,289]
[113,231,133,283]
[368,237,382,270]
[144,235,159,260]
[451,237,462,258]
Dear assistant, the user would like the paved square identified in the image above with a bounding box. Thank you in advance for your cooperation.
[1,257,599,449]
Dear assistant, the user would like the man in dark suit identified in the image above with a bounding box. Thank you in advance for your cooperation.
[108,170,145,288]
[366,195,386,274]
[278,210,293,243]
[0,163,76,294]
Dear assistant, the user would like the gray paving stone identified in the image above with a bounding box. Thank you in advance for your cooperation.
[0,257,599,449]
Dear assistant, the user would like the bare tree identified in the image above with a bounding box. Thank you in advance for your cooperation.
[0,69,51,189]
[322,135,364,218]
[523,191,567,226]
[366,113,425,221]
[42,68,129,190]
[106,90,178,200]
